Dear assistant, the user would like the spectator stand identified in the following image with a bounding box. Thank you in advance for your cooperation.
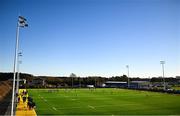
[16,89,37,116]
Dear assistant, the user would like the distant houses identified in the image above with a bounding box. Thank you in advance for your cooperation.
[28,78,46,88]
[130,81,150,89]
[105,81,127,88]
[104,81,150,89]
[104,79,180,91]
[1,72,179,90]
[176,76,180,84]
[26,78,179,89]
[176,76,180,79]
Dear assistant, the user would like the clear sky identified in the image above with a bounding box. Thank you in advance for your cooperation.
[0,0,179,77]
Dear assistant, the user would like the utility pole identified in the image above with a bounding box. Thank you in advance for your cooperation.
[160,61,166,90]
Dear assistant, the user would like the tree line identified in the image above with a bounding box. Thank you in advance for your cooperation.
[0,72,179,88]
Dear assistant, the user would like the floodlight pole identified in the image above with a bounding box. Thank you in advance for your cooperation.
[79,77,81,88]
[11,21,20,116]
[72,77,73,88]
[160,61,165,90]
[11,16,28,116]
[94,78,96,87]
[126,65,130,88]
[16,52,22,94]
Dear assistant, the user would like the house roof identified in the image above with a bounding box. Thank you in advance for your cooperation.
[131,81,149,83]
[33,78,45,80]
[105,81,127,84]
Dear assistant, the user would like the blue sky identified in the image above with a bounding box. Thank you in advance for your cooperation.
[0,0,179,77]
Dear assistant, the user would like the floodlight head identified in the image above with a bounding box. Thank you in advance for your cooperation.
[160,61,165,64]
[18,52,22,57]
[19,16,27,21]
[126,65,129,68]
[18,16,28,28]
[18,54,22,57]
[19,22,28,27]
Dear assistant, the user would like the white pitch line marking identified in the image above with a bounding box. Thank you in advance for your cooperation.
[52,107,57,111]
[88,105,95,109]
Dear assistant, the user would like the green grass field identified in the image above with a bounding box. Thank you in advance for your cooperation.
[172,86,180,90]
[28,88,180,115]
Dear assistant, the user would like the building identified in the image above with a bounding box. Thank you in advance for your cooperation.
[176,76,180,79]
[130,81,150,89]
[105,81,127,88]
[28,78,46,87]
[176,76,180,84]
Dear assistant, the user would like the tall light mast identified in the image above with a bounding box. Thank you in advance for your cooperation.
[160,61,166,90]
[11,16,28,116]
[126,65,130,88]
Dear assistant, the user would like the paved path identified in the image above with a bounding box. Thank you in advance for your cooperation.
[16,89,37,116]
[3,92,12,115]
